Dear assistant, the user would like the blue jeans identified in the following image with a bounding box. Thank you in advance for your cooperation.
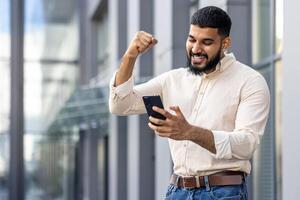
[164,180,248,200]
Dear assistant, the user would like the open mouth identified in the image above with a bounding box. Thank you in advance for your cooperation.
[191,54,208,64]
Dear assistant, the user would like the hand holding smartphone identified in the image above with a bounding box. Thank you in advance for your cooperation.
[142,96,166,122]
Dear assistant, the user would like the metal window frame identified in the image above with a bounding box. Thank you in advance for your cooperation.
[251,1,279,199]
[9,0,24,199]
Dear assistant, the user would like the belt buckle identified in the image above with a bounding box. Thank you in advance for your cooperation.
[182,177,195,189]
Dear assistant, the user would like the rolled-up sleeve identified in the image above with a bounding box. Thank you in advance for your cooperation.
[110,71,135,99]
[109,71,167,115]
[212,74,270,160]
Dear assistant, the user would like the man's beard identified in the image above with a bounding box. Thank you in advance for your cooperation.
[187,48,222,76]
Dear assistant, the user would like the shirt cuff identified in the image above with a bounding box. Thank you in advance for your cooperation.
[211,130,232,159]
[110,71,134,99]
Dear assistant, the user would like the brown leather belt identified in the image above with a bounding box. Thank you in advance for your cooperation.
[170,171,245,189]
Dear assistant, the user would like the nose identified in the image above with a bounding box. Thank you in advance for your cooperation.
[192,42,202,54]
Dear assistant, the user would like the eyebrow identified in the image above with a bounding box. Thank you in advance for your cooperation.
[203,38,214,42]
[188,35,214,42]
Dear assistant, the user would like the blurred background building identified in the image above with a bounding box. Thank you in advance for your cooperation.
[0,0,298,200]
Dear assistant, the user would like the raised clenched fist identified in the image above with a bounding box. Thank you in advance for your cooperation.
[125,31,158,58]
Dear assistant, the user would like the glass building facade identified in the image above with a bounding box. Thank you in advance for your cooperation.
[0,0,295,199]
[0,0,10,198]
[252,0,283,199]
[23,0,80,198]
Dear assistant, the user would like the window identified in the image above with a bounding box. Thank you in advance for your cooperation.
[0,0,10,198]
[252,0,282,199]
[96,11,110,85]
[23,0,80,199]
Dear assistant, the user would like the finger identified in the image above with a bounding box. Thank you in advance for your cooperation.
[148,122,157,131]
[169,106,183,117]
[139,34,152,43]
[149,116,167,126]
[136,40,149,53]
[141,31,154,39]
[141,37,157,51]
[139,38,151,48]
[152,106,176,119]
[148,123,172,134]
[151,37,158,45]
[147,39,158,50]
[137,31,157,44]
[139,31,155,44]
[140,35,152,44]
[140,31,157,44]
[136,39,154,53]
[148,37,158,48]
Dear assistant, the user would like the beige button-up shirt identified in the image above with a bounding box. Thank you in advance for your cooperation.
[109,53,270,176]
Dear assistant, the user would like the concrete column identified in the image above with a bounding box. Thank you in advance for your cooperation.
[227,0,252,66]
[138,1,155,200]
[172,0,190,68]
[108,0,128,200]
[9,0,24,199]
[282,0,300,199]
[127,115,140,200]
[126,0,140,198]
[200,0,227,10]
[154,0,173,199]
[80,0,100,85]
[109,114,128,200]
[80,129,99,200]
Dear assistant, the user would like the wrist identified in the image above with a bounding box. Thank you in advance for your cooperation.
[185,124,195,138]
[124,50,139,59]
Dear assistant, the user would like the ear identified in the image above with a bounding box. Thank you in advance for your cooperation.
[222,37,231,50]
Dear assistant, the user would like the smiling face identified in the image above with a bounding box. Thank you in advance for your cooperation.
[186,25,230,75]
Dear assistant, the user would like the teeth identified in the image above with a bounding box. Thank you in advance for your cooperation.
[193,55,205,58]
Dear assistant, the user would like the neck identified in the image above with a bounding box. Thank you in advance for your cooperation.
[221,51,226,59]
[204,67,217,74]
[204,52,225,74]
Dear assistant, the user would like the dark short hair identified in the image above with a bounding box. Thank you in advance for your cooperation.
[191,6,232,37]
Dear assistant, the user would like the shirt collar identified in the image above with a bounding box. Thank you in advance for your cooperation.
[202,53,236,79]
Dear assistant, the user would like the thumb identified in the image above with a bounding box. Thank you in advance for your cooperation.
[151,37,158,45]
[147,37,158,49]
[169,106,182,116]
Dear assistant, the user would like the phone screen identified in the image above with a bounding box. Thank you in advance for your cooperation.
[142,96,166,121]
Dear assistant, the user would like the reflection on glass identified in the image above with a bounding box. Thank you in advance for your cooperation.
[276,0,283,54]
[189,0,199,17]
[275,60,282,200]
[252,1,283,200]
[252,65,276,200]
[97,12,110,84]
[97,136,108,200]
[0,0,10,198]
[0,62,10,135]
[24,0,78,61]
[24,133,78,200]
[24,0,79,199]
[252,0,272,64]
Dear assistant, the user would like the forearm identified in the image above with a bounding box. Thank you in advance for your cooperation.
[115,31,157,86]
[115,54,137,86]
[212,129,259,160]
[187,125,216,154]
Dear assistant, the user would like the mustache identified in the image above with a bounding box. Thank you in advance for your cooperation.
[190,52,208,59]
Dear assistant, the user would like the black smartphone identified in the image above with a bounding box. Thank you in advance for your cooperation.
[142,95,166,121]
